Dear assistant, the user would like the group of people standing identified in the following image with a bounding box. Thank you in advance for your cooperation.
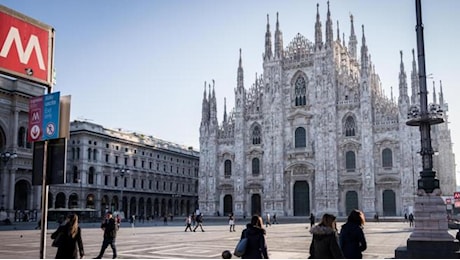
[309,209,367,259]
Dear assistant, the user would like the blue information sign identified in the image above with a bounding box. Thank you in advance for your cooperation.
[42,92,60,140]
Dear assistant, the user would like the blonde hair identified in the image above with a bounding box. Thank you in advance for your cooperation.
[67,214,79,238]
[319,213,338,231]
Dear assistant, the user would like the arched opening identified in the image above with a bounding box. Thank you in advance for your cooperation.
[251,194,261,216]
[345,191,359,215]
[14,180,30,210]
[383,189,396,216]
[293,181,310,216]
[223,195,233,216]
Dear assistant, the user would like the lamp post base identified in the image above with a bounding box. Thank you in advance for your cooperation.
[394,194,460,258]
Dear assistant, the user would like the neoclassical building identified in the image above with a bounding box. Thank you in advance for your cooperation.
[198,3,456,218]
[0,74,199,221]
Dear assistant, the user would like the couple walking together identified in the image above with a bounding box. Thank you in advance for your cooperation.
[309,209,367,259]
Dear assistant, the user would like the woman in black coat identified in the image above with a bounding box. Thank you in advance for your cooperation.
[339,209,367,259]
[240,215,269,259]
[51,213,84,259]
[309,213,343,259]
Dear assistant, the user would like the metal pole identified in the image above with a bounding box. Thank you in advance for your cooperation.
[39,140,48,259]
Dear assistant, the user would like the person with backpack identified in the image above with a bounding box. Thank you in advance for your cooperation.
[94,212,118,259]
[193,213,205,232]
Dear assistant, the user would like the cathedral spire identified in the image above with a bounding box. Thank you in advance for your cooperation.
[325,1,333,48]
[237,48,244,90]
[336,20,340,42]
[348,14,357,60]
[342,33,346,47]
[201,81,210,124]
[264,14,273,61]
[410,48,420,105]
[314,3,323,51]
[210,80,217,124]
[360,25,369,75]
[223,97,227,123]
[432,81,437,104]
[398,51,409,105]
[274,12,284,59]
[439,80,444,105]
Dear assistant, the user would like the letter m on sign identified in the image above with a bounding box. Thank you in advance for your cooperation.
[0,5,54,87]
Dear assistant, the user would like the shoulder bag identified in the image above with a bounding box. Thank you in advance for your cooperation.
[233,229,248,257]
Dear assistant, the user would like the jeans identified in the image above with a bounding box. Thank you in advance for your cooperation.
[96,238,117,259]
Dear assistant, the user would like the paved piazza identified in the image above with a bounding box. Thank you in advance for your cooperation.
[0,219,457,259]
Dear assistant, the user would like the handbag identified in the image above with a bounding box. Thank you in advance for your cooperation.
[233,230,248,257]
[51,230,64,247]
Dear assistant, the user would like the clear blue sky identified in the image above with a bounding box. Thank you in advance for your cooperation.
[2,0,460,184]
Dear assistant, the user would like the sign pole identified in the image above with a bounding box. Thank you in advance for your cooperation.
[39,140,48,259]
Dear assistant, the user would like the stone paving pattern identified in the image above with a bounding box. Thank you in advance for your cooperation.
[0,219,457,259]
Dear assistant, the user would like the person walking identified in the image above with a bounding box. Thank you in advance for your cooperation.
[309,213,315,228]
[265,213,271,227]
[94,212,118,259]
[308,213,343,259]
[184,215,193,232]
[228,213,236,232]
[51,213,84,259]
[193,213,205,232]
[339,209,367,259]
[408,213,414,227]
[272,214,278,224]
[240,215,269,259]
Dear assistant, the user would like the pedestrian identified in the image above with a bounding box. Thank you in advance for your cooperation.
[35,218,41,230]
[308,213,343,259]
[339,209,367,259]
[240,215,269,259]
[404,213,408,222]
[228,213,236,232]
[130,215,135,228]
[374,213,379,223]
[408,213,414,227]
[94,211,118,259]
[265,213,271,227]
[193,213,205,232]
[272,214,278,224]
[163,215,168,225]
[309,213,315,228]
[191,213,196,227]
[116,214,121,230]
[51,213,84,259]
[185,215,193,232]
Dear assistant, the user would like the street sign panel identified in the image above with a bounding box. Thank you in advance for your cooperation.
[28,92,60,142]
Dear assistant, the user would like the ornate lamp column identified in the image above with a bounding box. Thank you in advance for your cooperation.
[395,0,460,258]
[116,167,129,218]
[0,151,17,211]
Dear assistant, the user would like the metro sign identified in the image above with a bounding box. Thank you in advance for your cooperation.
[0,5,54,88]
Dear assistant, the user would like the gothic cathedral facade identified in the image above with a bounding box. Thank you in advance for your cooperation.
[198,3,456,217]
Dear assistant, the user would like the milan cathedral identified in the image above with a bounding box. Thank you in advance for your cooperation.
[198,3,455,217]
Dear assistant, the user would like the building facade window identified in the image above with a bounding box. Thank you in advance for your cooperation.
[252,158,260,176]
[224,160,232,178]
[294,76,307,106]
[295,127,306,148]
[252,125,261,145]
[344,116,356,137]
[382,148,393,168]
[345,151,356,171]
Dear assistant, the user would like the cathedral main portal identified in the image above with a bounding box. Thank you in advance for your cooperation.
[294,181,310,216]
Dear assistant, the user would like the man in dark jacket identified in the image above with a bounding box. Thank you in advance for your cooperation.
[95,212,118,259]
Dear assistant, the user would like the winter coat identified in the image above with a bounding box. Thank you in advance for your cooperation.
[101,218,117,239]
[241,224,269,259]
[339,222,367,259]
[51,224,84,259]
[309,224,343,259]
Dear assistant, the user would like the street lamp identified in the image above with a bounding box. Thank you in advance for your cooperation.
[77,178,83,209]
[116,167,129,216]
[1,151,17,209]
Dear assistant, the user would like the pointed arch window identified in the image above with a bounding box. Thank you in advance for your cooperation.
[294,76,307,106]
[252,158,260,176]
[345,151,356,171]
[252,125,261,145]
[224,160,232,178]
[382,148,393,168]
[295,127,306,148]
[344,116,356,136]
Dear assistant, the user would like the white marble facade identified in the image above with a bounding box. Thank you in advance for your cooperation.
[198,4,456,218]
